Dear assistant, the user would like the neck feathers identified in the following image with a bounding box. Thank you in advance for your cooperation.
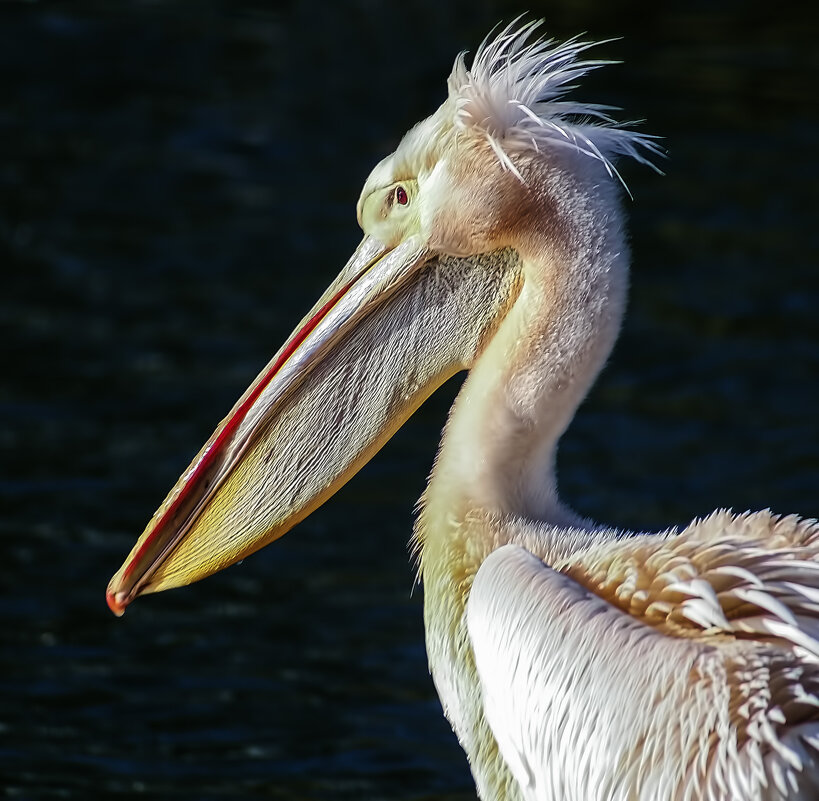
[424,157,628,536]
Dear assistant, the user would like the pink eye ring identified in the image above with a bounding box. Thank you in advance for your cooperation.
[395,186,408,206]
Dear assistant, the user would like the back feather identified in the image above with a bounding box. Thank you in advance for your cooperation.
[564,509,819,658]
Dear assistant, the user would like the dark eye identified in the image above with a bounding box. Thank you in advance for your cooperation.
[395,186,408,206]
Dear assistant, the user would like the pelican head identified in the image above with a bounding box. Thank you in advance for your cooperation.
[107,22,657,614]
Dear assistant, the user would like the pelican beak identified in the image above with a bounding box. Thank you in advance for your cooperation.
[108,229,520,616]
[106,235,431,614]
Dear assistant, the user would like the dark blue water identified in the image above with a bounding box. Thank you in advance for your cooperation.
[2,2,817,798]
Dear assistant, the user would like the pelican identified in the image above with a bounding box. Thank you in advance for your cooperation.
[107,22,819,801]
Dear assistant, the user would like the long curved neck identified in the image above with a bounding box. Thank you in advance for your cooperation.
[424,169,629,541]
[416,168,628,801]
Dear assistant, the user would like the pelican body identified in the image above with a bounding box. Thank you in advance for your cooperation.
[108,23,819,800]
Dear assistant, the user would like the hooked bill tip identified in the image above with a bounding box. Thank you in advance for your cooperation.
[106,588,129,617]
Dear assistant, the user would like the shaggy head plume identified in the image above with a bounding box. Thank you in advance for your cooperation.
[445,20,663,189]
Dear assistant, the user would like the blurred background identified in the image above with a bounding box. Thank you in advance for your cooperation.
[1,1,817,798]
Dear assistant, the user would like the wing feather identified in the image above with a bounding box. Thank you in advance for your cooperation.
[468,536,819,800]
[562,510,819,657]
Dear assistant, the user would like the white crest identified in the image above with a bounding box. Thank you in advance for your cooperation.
[447,20,663,190]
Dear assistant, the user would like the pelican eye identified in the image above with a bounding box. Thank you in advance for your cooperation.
[395,186,408,206]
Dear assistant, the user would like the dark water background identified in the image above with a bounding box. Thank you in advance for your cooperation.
[2,1,818,798]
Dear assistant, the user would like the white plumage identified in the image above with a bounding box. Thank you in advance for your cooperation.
[447,20,662,184]
[108,21,819,801]
[468,512,819,800]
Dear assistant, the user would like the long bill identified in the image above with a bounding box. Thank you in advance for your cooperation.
[107,237,521,615]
